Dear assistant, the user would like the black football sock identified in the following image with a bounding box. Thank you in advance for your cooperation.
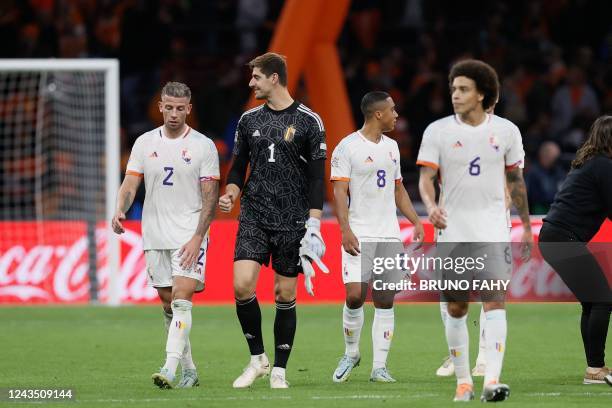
[274,298,297,368]
[236,295,264,355]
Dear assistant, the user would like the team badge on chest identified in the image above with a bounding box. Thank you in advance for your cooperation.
[489,135,500,152]
[181,148,192,164]
[283,125,296,142]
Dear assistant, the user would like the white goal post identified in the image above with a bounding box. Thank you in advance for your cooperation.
[0,59,121,305]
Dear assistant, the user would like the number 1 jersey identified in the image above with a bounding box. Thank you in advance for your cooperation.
[126,126,220,249]
[417,114,524,242]
[233,102,326,231]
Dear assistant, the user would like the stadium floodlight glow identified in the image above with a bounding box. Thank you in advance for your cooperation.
[0,59,121,306]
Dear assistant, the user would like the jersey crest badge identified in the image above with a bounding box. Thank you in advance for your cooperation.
[489,135,500,152]
[389,151,397,164]
[181,148,192,164]
[283,125,296,142]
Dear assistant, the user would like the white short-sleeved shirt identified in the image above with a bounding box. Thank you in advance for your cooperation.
[126,126,220,250]
[417,114,524,242]
[331,131,402,240]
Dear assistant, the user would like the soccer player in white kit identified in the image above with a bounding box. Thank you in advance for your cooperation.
[435,100,509,379]
[417,61,533,402]
[112,82,220,389]
[331,91,424,383]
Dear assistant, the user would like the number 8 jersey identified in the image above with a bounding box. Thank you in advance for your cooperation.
[331,131,402,240]
[126,126,220,250]
[417,114,524,242]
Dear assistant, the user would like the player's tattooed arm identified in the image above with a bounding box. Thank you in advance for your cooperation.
[196,180,219,238]
[112,174,142,234]
[505,167,531,230]
[179,179,219,269]
[506,166,534,261]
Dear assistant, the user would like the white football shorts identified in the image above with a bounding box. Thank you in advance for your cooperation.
[341,237,407,285]
[144,238,208,292]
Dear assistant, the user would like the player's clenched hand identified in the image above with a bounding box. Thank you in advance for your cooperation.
[218,191,236,212]
[179,235,202,269]
[412,222,425,249]
[342,228,360,256]
[112,211,126,234]
[427,206,447,229]
[520,228,534,262]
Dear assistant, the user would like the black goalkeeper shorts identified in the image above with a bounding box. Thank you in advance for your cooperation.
[234,214,305,277]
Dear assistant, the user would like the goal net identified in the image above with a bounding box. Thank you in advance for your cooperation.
[0,60,120,305]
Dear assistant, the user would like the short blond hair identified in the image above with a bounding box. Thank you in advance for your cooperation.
[161,81,191,99]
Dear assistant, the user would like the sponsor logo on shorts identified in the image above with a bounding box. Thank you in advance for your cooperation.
[450,349,460,357]
[344,327,353,336]
[495,342,504,352]
[383,330,393,340]
[176,321,184,329]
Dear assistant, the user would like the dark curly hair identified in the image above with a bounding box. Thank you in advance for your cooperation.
[571,115,612,169]
[449,59,500,110]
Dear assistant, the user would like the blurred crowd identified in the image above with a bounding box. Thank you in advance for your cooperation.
[1,0,610,215]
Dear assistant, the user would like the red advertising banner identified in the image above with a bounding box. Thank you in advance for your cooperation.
[0,219,610,304]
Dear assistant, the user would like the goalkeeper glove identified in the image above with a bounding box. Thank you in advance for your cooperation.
[299,217,329,296]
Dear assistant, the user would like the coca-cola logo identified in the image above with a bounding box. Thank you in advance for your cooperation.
[0,223,157,303]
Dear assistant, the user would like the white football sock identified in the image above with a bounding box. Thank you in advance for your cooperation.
[476,305,487,365]
[372,307,394,370]
[343,304,364,358]
[484,309,507,384]
[440,301,449,328]
[446,314,472,385]
[163,299,192,377]
[181,338,196,370]
[163,309,196,370]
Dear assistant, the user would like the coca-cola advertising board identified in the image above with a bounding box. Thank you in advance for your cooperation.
[0,219,610,304]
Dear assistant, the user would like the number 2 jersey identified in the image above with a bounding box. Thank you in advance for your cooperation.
[417,114,524,242]
[233,101,326,231]
[330,131,403,240]
[126,126,220,250]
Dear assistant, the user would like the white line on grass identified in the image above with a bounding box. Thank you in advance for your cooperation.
[526,392,612,397]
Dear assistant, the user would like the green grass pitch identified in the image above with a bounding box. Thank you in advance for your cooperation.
[1,304,611,407]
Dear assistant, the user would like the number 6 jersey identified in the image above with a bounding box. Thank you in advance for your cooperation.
[331,131,402,240]
[417,114,524,242]
[126,126,220,249]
